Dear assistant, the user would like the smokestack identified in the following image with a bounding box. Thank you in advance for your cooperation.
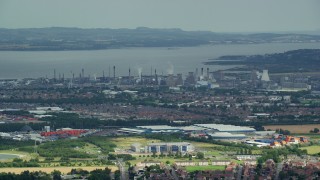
[108,66,111,78]
[195,68,198,80]
[155,69,158,85]
[54,69,56,81]
[82,68,84,78]
[72,73,75,81]
[207,68,209,78]
[113,66,115,79]
[201,68,204,76]
[129,68,131,79]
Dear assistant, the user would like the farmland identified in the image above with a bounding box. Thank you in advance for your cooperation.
[300,145,320,155]
[263,124,320,133]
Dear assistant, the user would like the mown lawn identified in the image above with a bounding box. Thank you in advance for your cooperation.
[300,145,320,155]
[185,165,225,172]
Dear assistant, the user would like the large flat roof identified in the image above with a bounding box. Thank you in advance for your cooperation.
[137,125,181,130]
[207,132,247,138]
[194,124,255,132]
[148,142,191,146]
[178,126,207,131]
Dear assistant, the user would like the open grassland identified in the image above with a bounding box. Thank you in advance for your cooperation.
[0,150,31,161]
[0,166,118,174]
[185,165,225,172]
[300,145,320,155]
[264,124,320,133]
[110,137,161,149]
[191,141,222,150]
[75,143,102,155]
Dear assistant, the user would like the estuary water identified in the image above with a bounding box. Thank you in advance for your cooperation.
[0,43,319,79]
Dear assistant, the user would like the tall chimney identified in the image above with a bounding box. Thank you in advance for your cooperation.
[113,66,116,79]
[207,68,209,78]
[82,68,84,78]
[109,66,111,78]
[54,69,56,81]
[129,68,131,79]
[201,68,204,76]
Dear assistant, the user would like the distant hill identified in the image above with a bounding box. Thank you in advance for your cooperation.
[205,49,320,73]
[0,27,320,50]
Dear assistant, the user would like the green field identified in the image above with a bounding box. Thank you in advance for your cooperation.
[185,165,225,172]
[0,150,32,161]
[110,137,161,149]
[300,145,320,155]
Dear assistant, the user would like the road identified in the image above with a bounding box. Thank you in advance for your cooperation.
[117,159,128,180]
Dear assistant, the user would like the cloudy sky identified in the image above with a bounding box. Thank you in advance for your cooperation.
[0,0,319,32]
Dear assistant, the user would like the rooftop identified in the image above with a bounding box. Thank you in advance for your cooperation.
[137,125,181,130]
[194,124,255,132]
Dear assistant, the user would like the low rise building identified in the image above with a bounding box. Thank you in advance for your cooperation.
[144,142,194,153]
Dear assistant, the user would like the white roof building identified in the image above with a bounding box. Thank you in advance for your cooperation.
[194,124,256,133]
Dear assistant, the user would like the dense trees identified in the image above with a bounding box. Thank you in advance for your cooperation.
[36,137,116,158]
[37,139,94,158]
[0,171,51,180]
[0,168,113,180]
[0,138,34,150]
[0,158,40,168]
[88,168,112,180]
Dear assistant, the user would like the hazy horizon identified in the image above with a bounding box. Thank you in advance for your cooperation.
[1,0,320,33]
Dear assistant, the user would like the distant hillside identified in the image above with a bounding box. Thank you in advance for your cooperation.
[205,49,320,73]
[0,27,320,50]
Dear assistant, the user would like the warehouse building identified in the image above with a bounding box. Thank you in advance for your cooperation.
[194,124,255,133]
[207,132,247,139]
[136,125,181,133]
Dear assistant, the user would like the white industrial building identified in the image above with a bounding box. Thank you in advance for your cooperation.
[194,124,255,133]
[136,125,181,133]
[207,132,247,139]
[143,142,194,153]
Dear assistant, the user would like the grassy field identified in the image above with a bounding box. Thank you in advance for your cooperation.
[300,145,320,155]
[185,165,225,172]
[110,137,161,149]
[264,124,320,133]
[114,136,227,166]
[75,143,102,155]
[0,150,32,161]
[0,166,118,174]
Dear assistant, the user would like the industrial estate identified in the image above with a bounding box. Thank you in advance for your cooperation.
[1,47,320,180]
[0,22,320,180]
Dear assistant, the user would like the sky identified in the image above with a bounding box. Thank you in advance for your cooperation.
[0,0,319,33]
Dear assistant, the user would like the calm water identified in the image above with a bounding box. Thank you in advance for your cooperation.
[0,153,19,160]
[0,43,319,79]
